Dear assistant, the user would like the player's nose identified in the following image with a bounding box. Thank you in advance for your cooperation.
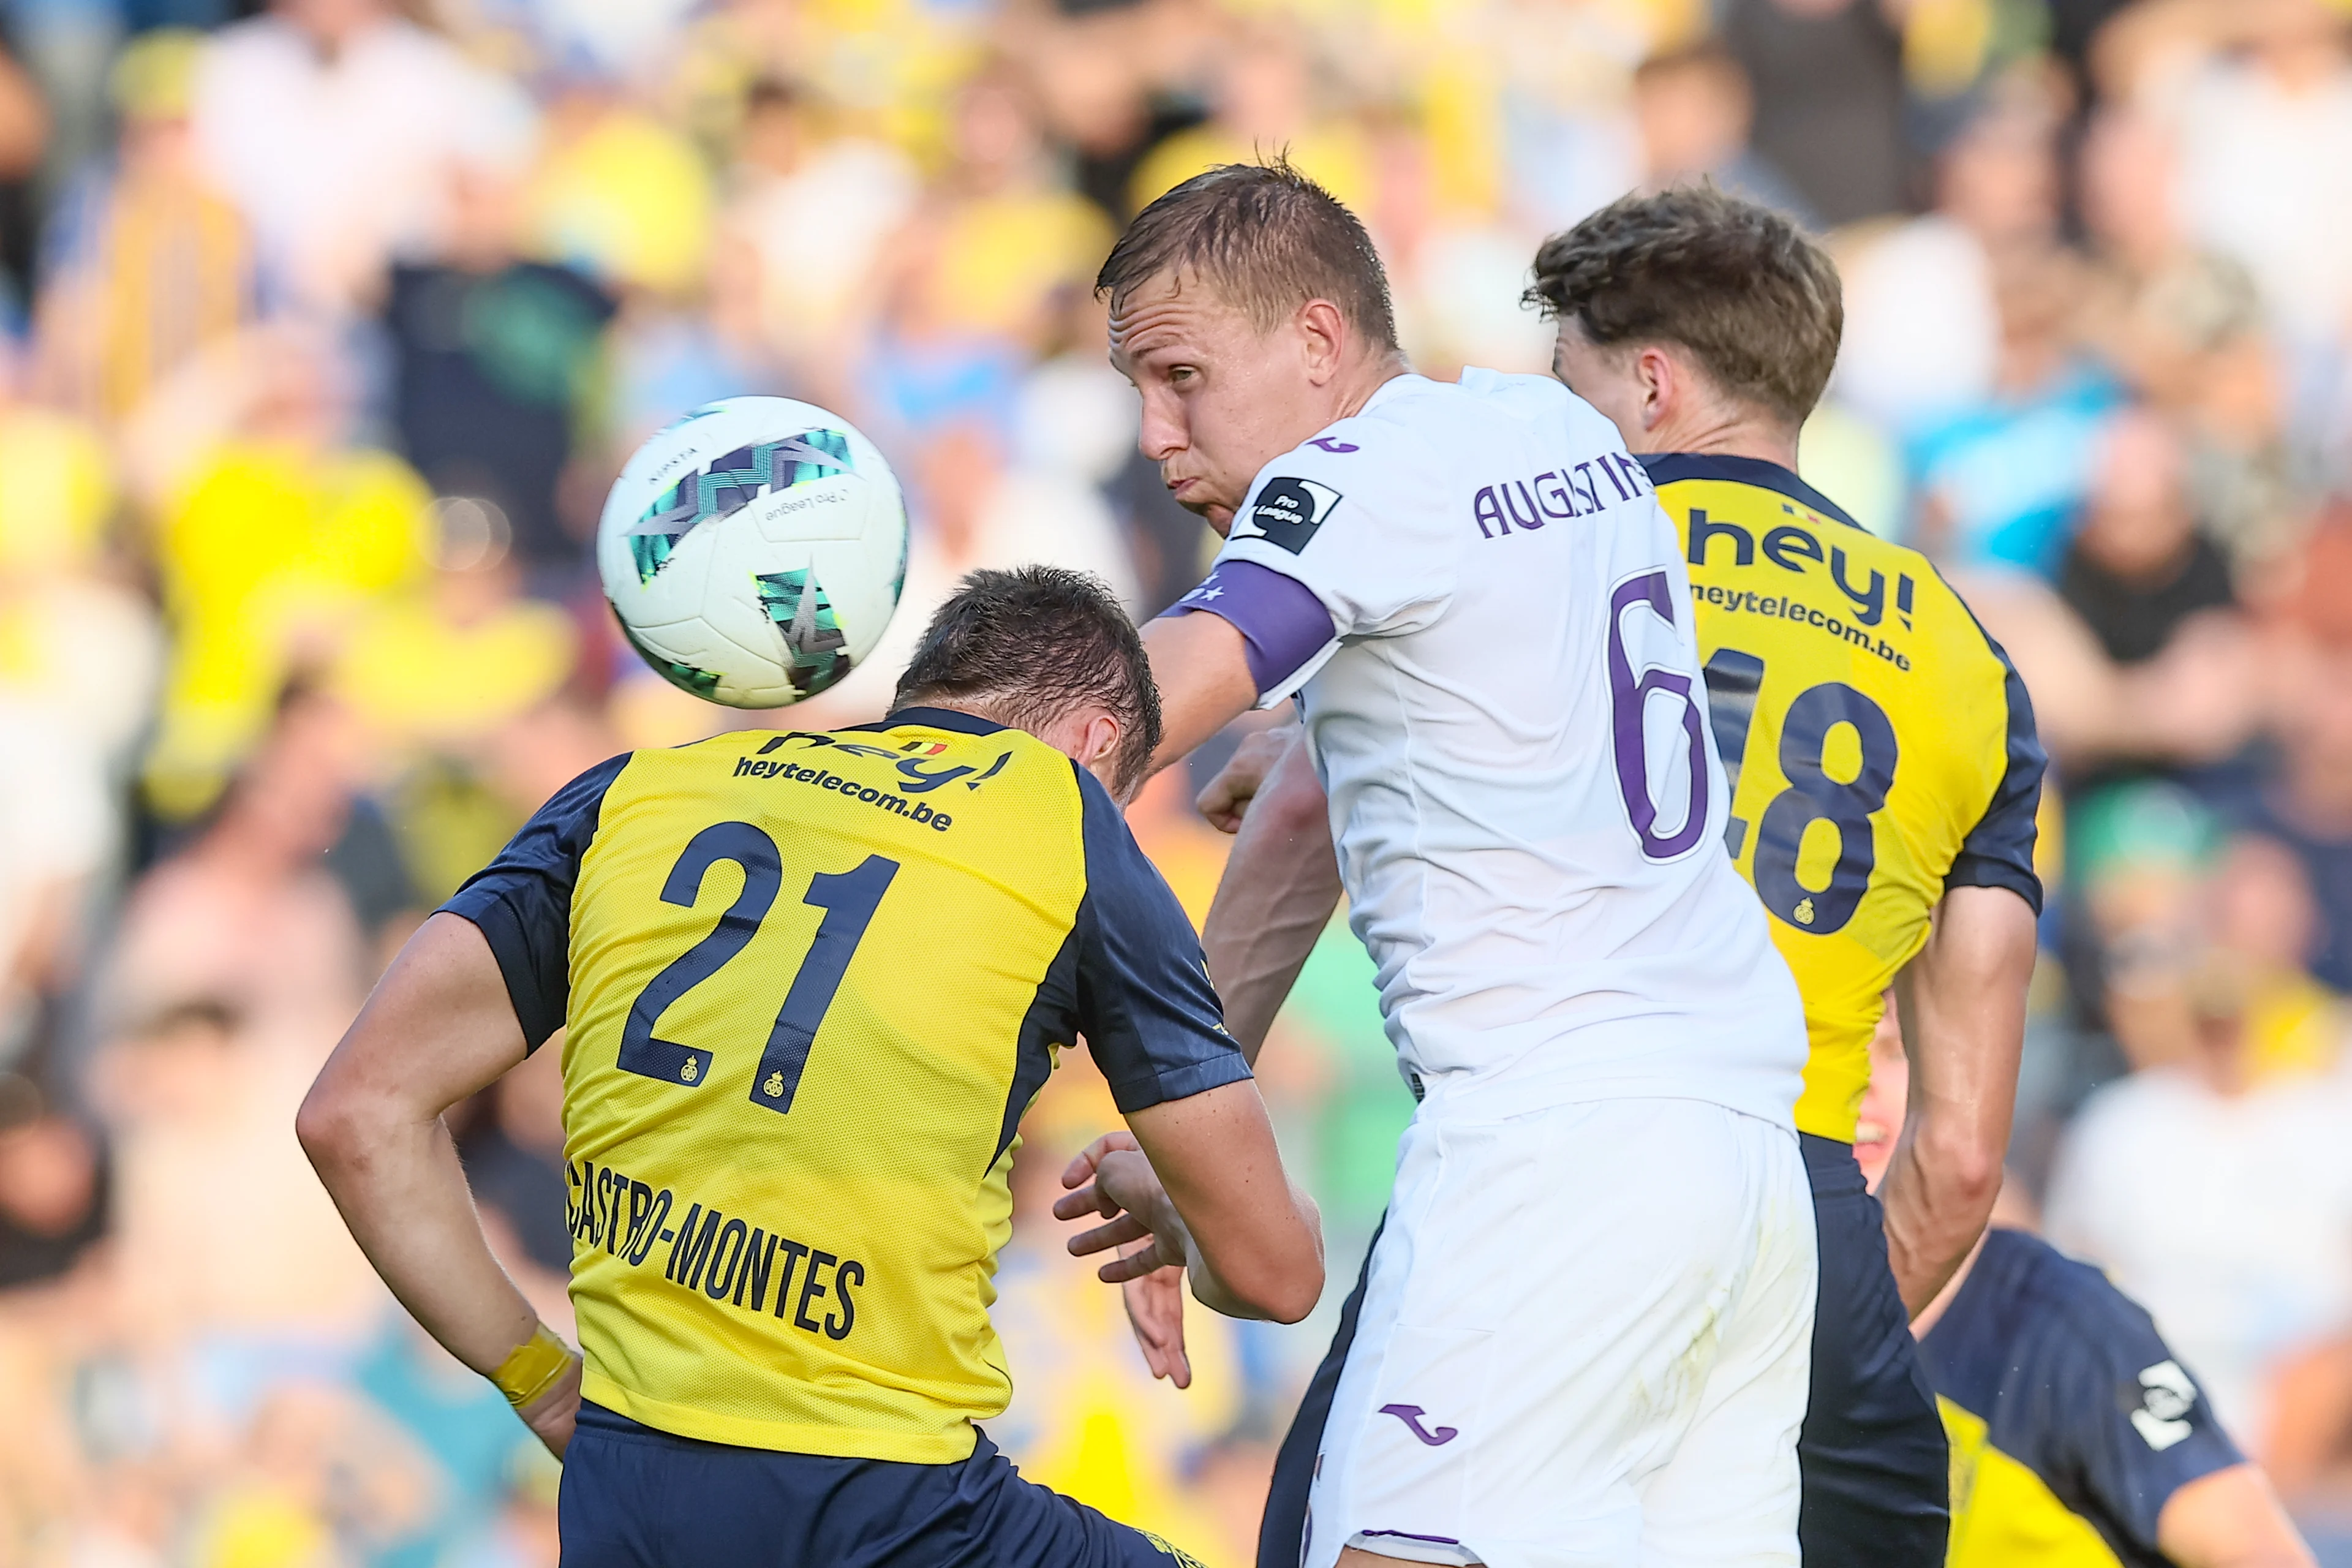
[1136,397,1186,464]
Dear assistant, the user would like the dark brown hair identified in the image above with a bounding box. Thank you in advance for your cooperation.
[1096,159,1398,352]
[1526,185,1842,425]
[893,566,1163,796]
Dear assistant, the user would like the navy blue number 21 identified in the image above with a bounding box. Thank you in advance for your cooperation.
[616,820,899,1115]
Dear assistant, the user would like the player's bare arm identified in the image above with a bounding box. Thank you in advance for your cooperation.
[296,912,581,1457]
[1141,611,1259,775]
[1055,1082,1323,1325]
[2156,1463,2319,1568]
[1195,722,1297,832]
[1883,885,2037,1315]
[1200,728,1337,1064]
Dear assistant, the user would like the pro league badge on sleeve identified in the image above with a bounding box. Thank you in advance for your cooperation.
[1237,477,1344,554]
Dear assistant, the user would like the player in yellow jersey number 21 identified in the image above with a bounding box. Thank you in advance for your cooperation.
[297,567,1324,1568]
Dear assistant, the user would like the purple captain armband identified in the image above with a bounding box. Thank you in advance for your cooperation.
[1161,559,1338,698]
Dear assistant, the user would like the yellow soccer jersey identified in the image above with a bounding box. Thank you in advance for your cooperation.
[1640,454,2045,1142]
[442,707,1249,1463]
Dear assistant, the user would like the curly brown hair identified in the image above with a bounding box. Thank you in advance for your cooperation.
[1526,186,1842,426]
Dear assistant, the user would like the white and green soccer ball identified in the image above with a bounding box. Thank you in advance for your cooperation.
[598,396,910,708]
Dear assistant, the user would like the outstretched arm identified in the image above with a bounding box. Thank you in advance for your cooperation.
[1200,727,1341,1064]
[1142,610,1262,778]
[1882,885,2035,1315]
[296,913,582,1455]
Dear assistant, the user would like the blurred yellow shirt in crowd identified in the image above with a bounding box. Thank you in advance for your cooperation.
[530,108,714,296]
[1130,124,1373,219]
[331,592,576,752]
[929,191,1112,340]
[2246,970,2344,1082]
[150,442,431,814]
[0,407,114,575]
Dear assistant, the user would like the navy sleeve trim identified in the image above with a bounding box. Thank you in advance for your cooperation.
[992,922,1081,1172]
[1160,560,1339,699]
[438,752,630,1050]
[1066,761,1252,1114]
[1636,451,1866,532]
[1947,592,2047,916]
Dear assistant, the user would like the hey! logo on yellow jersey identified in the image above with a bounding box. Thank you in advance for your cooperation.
[1640,454,2045,1142]
[442,707,1248,1463]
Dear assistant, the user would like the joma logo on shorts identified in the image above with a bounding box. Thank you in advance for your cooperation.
[1378,1404,1458,1446]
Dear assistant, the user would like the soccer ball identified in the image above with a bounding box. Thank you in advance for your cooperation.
[598,397,909,709]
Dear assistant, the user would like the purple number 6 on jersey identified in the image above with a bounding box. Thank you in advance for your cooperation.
[1608,571,1709,860]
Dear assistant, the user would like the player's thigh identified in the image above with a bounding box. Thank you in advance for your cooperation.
[1307,1101,1801,1568]
[1632,1114,1817,1568]
[1795,1135,1949,1568]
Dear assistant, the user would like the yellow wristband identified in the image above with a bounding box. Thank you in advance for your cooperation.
[491,1324,575,1410]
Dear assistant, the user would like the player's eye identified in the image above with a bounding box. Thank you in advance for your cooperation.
[1168,364,1197,385]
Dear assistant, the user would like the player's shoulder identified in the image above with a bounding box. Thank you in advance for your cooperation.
[1930,1229,2173,1409]
[1280,369,1607,470]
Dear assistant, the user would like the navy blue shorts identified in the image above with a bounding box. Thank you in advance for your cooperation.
[560,1402,1208,1568]
[1257,1136,1947,1568]
[1795,1133,1948,1567]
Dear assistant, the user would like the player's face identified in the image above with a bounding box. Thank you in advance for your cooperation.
[1851,1002,1909,1191]
[1109,270,1327,535]
[1551,318,1649,453]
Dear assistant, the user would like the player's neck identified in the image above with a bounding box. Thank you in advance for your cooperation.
[1649,407,1800,472]
[1329,355,1409,425]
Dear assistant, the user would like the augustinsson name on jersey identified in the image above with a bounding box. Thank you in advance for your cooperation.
[724,729,1021,833]
[568,1156,866,1343]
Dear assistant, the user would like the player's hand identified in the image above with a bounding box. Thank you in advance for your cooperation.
[1054,1132,1188,1278]
[517,1350,584,1460]
[1196,724,1303,833]
[1120,1245,1193,1388]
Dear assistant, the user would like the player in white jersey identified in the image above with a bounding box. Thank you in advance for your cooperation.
[1072,162,1819,1567]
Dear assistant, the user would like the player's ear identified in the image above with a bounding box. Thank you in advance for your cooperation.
[1079,712,1125,790]
[1635,344,1676,432]
[1295,298,1348,385]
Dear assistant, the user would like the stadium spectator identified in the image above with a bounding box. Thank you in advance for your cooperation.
[2048,813,2352,1439]
[378,160,616,581]
[2169,0,2352,349]
[1630,43,1818,224]
[189,0,532,312]
[1719,0,1910,225]
[35,28,255,426]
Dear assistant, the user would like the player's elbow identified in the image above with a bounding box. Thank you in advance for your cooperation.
[1231,1256,1323,1324]
[295,1070,379,1185]
[1257,769,1332,849]
[1912,1117,2004,1216]
[1221,1213,1325,1322]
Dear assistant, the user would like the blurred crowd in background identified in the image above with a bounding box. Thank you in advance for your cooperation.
[0,0,2350,1561]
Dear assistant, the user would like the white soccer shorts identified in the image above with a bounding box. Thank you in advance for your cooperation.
[1302,1095,1817,1568]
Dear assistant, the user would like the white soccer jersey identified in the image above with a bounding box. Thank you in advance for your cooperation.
[1180,369,1807,1126]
